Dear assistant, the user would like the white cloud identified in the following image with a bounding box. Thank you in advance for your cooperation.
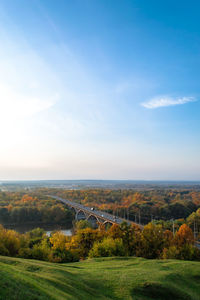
[141,96,196,109]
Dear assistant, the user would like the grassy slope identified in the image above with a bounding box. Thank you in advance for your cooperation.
[0,256,199,300]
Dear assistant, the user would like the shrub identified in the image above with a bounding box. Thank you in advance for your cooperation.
[48,249,79,263]
[162,246,179,259]
[89,237,125,258]
[18,247,32,259]
[75,220,93,230]
[0,242,9,256]
[31,239,51,261]
[162,244,200,260]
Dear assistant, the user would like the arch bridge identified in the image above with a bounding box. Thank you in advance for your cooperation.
[48,195,143,228]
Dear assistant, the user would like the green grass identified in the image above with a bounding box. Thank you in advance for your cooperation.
[0,256,199,300]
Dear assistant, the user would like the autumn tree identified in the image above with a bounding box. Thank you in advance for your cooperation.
[139,223,164,259]
[50,231,68,251]
[74,228,104,258]
[175,224,194,247]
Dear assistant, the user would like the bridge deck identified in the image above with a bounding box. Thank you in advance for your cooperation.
[48,195,143,228]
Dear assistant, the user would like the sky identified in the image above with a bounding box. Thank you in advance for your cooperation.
[0,0,199,180]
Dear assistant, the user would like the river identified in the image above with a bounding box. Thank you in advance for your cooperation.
[4,224,73,236]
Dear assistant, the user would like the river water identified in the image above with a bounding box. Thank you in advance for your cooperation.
[4,224,73,236]
[46,229,72,236]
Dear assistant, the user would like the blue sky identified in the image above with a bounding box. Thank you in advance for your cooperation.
[0,0,199,180]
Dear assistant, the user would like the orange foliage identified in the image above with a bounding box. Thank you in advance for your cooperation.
[108,224,123,239]
[21,195,36,203]
[163,229,174,248]
[7,204,13,212]
[175,224,194,246]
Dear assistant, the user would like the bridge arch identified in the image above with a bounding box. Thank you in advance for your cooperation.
[87,215,99,228]
[103,221,113,230]
[76,210,87,221]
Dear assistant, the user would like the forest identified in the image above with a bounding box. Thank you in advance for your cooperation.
[49,188,200,231]
[0,188,200,263]
[0,191,73,227]
[0,221,199,263]
[0,188,200,233]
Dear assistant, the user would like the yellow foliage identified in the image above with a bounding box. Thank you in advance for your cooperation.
[49,231,68,251]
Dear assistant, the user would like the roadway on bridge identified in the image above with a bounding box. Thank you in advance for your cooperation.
[48,195,142,227]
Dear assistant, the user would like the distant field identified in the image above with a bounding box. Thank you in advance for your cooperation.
[1,179,200,191]
[0,256,200,300]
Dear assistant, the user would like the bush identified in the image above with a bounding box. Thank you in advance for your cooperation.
[162,246,179,259]
[18,247,32,259]
[0,242,9,256]
[178,244,200,260]
[162,245,200,260]
[48,249,79,263]
[75,220,93,230]
[89,237,125,258]
[31,239,51,261]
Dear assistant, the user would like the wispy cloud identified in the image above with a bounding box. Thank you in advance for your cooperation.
[141,96,196,109]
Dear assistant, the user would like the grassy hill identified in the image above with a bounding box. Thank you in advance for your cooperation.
[0,256,199,300]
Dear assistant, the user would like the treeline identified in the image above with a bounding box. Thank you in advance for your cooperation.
[0,193,73,226]
[0,222,199,263]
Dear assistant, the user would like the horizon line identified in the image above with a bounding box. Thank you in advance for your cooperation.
[1,179,200,183]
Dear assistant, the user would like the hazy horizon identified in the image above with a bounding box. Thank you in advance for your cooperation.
[0,0,200,180]
[1,179,200,184]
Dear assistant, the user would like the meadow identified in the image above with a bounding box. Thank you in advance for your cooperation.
[0,255,199,300]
